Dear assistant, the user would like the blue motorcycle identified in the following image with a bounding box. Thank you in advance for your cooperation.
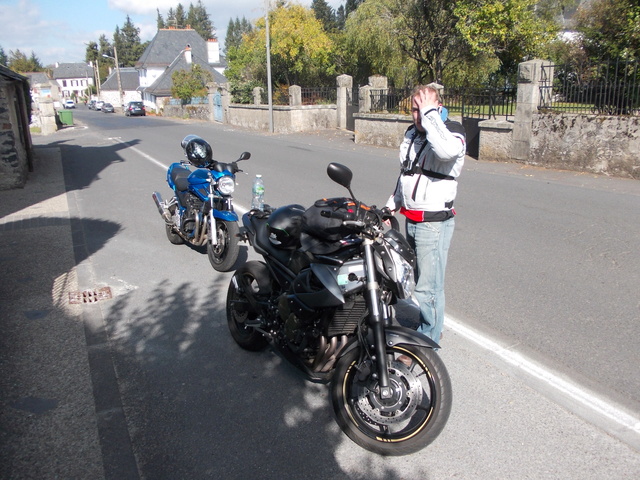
[152,135,250,272]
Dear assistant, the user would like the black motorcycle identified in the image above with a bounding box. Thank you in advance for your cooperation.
[226,163,452,456]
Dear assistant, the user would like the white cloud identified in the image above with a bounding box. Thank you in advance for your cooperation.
[108,0,178,16]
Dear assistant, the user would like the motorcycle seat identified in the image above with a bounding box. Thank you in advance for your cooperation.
[171,166,191,191]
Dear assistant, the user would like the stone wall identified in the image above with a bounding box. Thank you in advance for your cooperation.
[227,104,337,134]
[530,113,640,178]
[162,104,210,121]
[0,78,29,189]
[353,113,411,147]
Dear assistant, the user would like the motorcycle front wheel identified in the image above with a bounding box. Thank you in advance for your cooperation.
[331,344,452,456]
[208,219,240,272]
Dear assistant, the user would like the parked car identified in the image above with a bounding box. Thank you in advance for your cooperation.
[87,100,96,110]
[64,99,75,109]
[95,101,104,111]
[124,101,145,116]
[102,103,115,113]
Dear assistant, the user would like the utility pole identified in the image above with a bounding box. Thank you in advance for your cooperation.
[265,0,274,133]
[103,44,123,111]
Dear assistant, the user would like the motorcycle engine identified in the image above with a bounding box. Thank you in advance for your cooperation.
[278,295,320,347]
[182,194,203,233]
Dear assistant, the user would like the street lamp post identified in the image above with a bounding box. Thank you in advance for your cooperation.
[103,43,123,111]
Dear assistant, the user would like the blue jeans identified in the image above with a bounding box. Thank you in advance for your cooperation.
[406,217,455,344]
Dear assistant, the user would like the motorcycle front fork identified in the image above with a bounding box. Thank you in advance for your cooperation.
[362,240,393,399]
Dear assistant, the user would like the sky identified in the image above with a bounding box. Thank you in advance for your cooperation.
[0,0,346,67]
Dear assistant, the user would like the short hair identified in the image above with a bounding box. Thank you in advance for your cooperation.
[411,84,442,103]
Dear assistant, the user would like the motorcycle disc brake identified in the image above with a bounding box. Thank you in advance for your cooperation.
[354,361,423,426]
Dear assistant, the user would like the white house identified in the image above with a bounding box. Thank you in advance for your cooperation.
[135,27,227,112]
[51,63,94,101]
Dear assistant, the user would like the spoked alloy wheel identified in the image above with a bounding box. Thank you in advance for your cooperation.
[208,220,240,272]
[331,344,452,456]
[226,262,269,351]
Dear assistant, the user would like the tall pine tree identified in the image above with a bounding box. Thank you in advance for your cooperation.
[187,0,215,40]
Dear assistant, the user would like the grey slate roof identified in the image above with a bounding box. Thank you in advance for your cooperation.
[136,29,210,69]
[144,51,226,97]
[101,67,140,91]
[52,63,93,79]
[23,72,51,85]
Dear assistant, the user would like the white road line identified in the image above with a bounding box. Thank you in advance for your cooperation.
[115,135,640,439]
[446,315,640,435]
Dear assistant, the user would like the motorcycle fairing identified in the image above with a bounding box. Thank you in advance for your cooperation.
[212,209,238,221]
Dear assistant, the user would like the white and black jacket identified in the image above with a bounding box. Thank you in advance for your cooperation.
[386,107,466,216]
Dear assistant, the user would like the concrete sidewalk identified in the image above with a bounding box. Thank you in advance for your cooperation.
[0,147,104,479]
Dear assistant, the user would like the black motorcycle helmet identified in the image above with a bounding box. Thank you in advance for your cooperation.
[267,204,305,249]
[181,135,213,167]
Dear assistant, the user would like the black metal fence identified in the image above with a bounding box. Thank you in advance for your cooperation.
[368,86,516,120]
[301,87,336,105]
[369,88,413,114]
[443,87,516,120]
[539,60,640,115]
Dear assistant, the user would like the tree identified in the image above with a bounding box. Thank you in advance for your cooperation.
[175,4,187,29]
[312,0,337,32]
[157,8,166,29]
[573,0,640,61]
[171,64,213,103]
[227,2,335,87]
[113,16,146,67]
[0,46,7,66]
[7,49,44,73]
[454,0,561,81]
[225,17,253,53]
[345,0,365,16]
[342,0,416,86]
[187,0,216,40]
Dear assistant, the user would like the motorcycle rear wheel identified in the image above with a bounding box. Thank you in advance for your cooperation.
[208,220,240,272]
[226,262,269,351]
[331,344,452,456]
[165,224,184,245]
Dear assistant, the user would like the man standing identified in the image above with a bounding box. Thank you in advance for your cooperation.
[385,84,466,344]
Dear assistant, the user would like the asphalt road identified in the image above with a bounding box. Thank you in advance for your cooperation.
[51,107,640,478]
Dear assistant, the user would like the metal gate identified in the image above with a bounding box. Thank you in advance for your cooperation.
[444,87,516,159]
[213,91,223,122]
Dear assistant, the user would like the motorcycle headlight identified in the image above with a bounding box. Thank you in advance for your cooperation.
[217,176,235,195]
[389,248,415,299]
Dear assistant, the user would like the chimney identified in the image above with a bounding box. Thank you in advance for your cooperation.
[207,39,219,64]
[184,45,192,64]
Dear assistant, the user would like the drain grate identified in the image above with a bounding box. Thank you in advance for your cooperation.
[69,286,113,304]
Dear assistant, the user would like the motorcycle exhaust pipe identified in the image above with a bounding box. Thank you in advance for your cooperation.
[151,191,173,224]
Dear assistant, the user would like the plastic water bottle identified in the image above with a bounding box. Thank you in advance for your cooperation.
[251,174,265,211]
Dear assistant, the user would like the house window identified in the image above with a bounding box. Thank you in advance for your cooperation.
[62,80,67,87]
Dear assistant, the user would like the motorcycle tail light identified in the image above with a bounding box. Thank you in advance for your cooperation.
[217,176,235,195]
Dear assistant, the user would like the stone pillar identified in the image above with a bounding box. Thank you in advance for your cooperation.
[368,75,388,113]
[207,82,216,122]
[511,59,553,161]
[359,86,372,113]
[252,87,263,106]
[336,74,352,130]
[39,97,58,135]
[289,85,301,106]
[219,83,230,123]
